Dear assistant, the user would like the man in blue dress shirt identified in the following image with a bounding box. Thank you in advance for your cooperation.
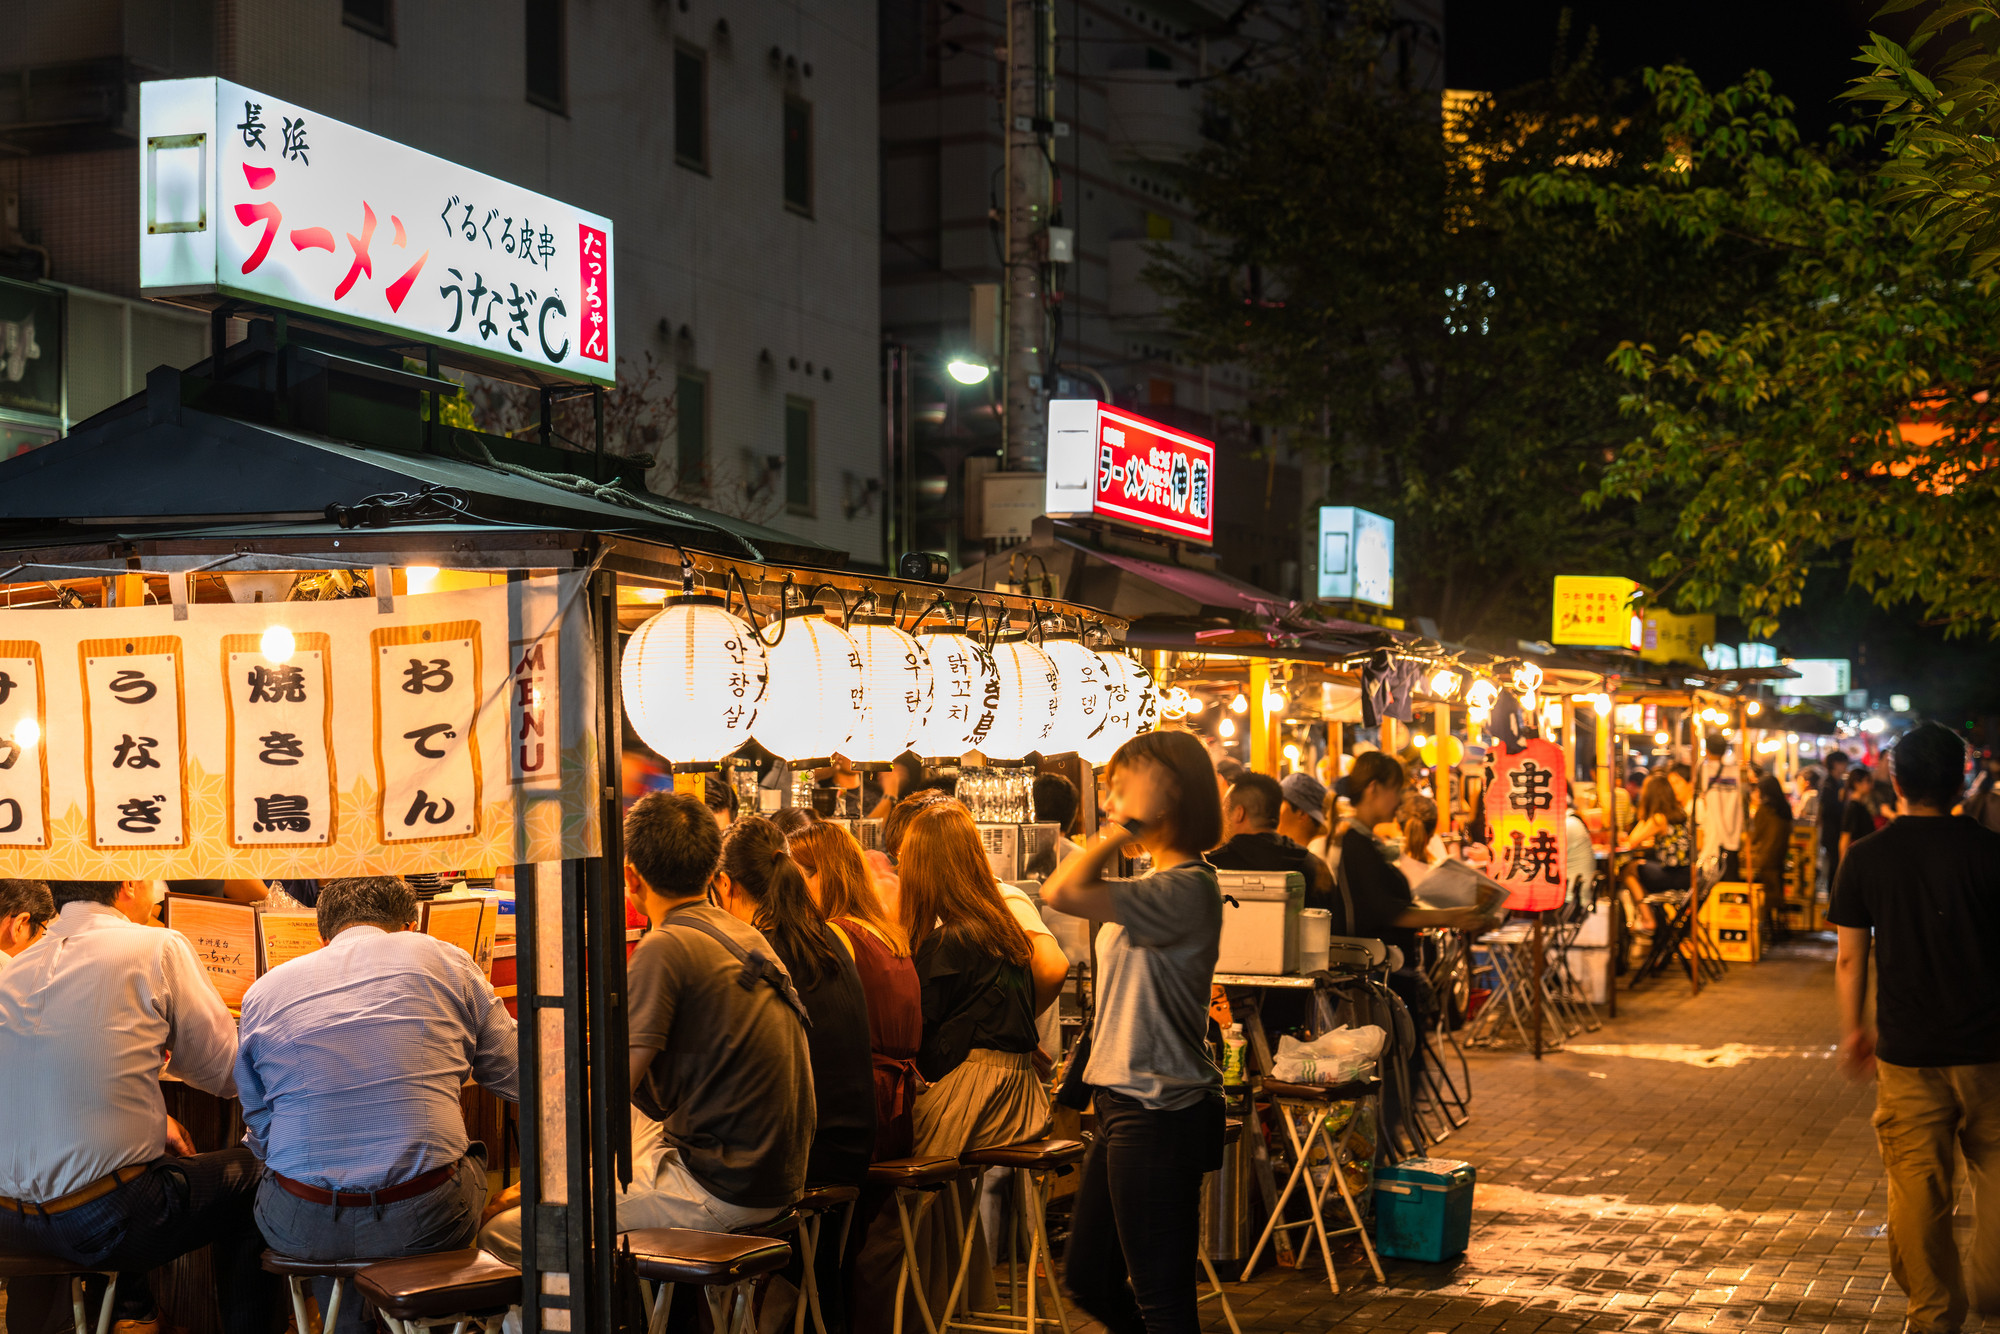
[234,876,518,1333]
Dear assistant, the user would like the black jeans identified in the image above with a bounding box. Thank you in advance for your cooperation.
[1063,1090,1223,1334]
[0,1148,274,1334]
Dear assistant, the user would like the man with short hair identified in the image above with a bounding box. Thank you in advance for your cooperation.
[0,878,53,963]
[1832,722,2000,1334]
[0,880,268,1334]
[1033,771,1083,863]
[480,792,812,1261]
[1277,772,1330,854]
[1208,772,1338,912]
[1840,767,1879,860]
[234,876,517,1333]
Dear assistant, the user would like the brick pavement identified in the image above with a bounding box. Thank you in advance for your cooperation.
[1171,939,1989,1334]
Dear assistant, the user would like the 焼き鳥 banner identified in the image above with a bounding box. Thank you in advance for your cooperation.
[0,574,598,880]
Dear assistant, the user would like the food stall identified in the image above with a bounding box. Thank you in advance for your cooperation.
[0,76,1136,1334]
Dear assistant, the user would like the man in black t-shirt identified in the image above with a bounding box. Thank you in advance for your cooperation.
[1207,773,1337,912]
[1829,723,2000,1334]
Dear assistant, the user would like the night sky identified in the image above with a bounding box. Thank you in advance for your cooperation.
[1445,1,1880,135]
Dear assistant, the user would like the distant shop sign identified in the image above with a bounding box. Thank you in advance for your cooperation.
[1316,506,1395,607]
[1551,575,1643,650]
[1046,400,1215,544]
[138,78,615,386]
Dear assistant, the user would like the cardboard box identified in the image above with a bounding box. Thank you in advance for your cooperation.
[1700,882,1762,963]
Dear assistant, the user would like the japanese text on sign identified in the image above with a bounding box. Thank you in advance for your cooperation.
[1045,400,1217,543]
[1482,737,1569,912]
[373,627,482,843]
[81,643,186,849]
[140,78,615,386]
[0,646,47,848]
[508,633,560,788]
[226,640,334,846]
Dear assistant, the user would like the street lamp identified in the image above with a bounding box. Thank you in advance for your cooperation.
[946,357,992,386]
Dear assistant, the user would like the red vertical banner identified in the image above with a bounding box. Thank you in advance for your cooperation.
[1484,736,1568,911]
[578,224,609,363]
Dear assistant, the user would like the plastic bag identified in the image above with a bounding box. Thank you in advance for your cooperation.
[1270,1024,1386,1086]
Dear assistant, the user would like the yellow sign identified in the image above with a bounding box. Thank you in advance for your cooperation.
[1551,576,1642,648]
[261,913,324,970]
[1640,610,1715,667]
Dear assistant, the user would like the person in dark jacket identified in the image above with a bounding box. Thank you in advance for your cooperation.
[1207,772,1336,911]
[1748,773,1795,940]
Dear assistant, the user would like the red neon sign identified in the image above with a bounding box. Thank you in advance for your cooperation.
[1046,401,1215,543]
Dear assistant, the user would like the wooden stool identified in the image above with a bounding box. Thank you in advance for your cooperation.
[622,1227,791,1334]
[779,1185,860,1334]
[943,1139,1086,1334]
[261,1251,397,1334]
[865,1156,980,1334]
[1242,1079,1386,1294]
[353,1248,522,1334]
[0,1255,121,1334]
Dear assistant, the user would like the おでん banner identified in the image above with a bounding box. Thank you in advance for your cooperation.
[0,574,598,880]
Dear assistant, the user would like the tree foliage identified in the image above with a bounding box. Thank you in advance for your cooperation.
[1151,12,1766,643]
[1518,65,2000,638]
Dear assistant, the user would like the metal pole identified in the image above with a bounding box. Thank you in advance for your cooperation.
[585,569,632,1329]
[1531,913,1545,1059]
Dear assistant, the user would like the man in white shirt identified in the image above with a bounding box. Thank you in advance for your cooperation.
[0,878,53,964]
[0,880,272,1334]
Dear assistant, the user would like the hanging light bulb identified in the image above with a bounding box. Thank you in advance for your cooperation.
[1219,716,1237,739]
[623,596,769,767]
[841,614,934,765]
[754,611,865,765]
[260,624,296,665]
[1654,730,1670,746]
[1264,688,1288,715]
[1429,668,1464,700]
[1746,700,1763,717]
[1078,652,1158,765]
[1466,677,1500,712]
[1229,693,1250,715]
[12,716,40,751]
[983,633,1061,761]
[911,626,1001,759]
[1283,742,1301,766]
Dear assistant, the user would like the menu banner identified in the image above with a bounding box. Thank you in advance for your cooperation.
[0,574,597,880]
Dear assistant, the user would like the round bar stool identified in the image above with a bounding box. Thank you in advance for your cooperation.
[941,1138,1086,1334]
[0,1255,120,1334]
[1241,1078,1386,1294]
[261,1251,398,1334]
[353,1247,522,1334]
[622,1227,791,1334]
[864,1155,981,1334]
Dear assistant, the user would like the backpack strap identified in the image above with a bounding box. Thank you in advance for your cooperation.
[659,910,813,1030]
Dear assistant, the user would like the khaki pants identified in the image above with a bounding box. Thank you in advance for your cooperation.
[1873,1059,2000,1332]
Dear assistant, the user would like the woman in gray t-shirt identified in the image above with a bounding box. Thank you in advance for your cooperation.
[1045,729,1224,1334]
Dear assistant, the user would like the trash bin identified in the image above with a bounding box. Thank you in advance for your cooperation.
[1373,1157,1475,1261]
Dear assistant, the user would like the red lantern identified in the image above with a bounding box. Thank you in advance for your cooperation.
[1483,737,1569,911]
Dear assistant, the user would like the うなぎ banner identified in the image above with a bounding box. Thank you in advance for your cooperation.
[0,573,598,880]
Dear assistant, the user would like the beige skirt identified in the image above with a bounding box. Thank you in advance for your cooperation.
[855,1049,1051,1332]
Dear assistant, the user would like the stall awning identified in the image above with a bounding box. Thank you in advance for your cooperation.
[1057,540,1289,621]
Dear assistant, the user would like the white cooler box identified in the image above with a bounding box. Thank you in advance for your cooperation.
[1215,870,1305,974]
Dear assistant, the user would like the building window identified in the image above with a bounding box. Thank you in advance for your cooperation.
[342,0,394,41]
[675,369,708,490]
[525,0,567,113]
[783,96,813,216]
[675,44,708,171]
[784,397,814,515]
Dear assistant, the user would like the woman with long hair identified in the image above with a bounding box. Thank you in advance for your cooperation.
[712,817,876,1191]
[1621,766,1694,932]
[787,820,922,1161]
[1395,792,1442,890]
[1748,772,1795,939]
[1043,729,1231,1334]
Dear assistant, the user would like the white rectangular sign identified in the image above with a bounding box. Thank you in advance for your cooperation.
[1783,659,1852,696]
[139,78,615,385]
[1317,506,1395,607]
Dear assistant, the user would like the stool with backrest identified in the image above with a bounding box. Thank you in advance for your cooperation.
[0,1255,121,1334]
[353,1248,522,1334]
[262,1251,398,1334]
[1240,1078,1386,1295]
[623,1227,790,1334]
[864,1156,981,1334]
[939,1138,1085,1334]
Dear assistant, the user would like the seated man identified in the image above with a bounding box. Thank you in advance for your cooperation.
[1207,772,1338,912]
[1277,771,1332,862]
[481,792,813,1260]
[0,880,267,1334]
[0,878,53,964]
[235,877,517,1334]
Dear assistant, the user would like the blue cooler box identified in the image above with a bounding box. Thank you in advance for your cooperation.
[1373,1158,1475,1261]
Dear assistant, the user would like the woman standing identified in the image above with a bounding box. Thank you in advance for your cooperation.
[1747,773,1794,939]
[1042,730,1225,1334]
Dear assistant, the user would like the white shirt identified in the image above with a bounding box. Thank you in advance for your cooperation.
[0,901,239,1201]
[998,884,1063,1056]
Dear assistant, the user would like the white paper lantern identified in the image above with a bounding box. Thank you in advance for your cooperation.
[1078,652,1160,766]
[843,616,934,764]
[1040,637,1111,756]
[623,597,768,766]
[754,612,864,764]
[984,636,1062,761]
[911,628,1000,758]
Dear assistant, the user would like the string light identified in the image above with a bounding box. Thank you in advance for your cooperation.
[1466,678,1500,711]
[1745,700,1762,717]
[1219,716,1237,739]
[1229,693,1249,715]
[1429,668,1463,700]
[1654,730,1670,746]
[260,624,296,665]
[1264,688,1287,715]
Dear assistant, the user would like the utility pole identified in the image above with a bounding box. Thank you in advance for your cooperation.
[1002,0,1052,471]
